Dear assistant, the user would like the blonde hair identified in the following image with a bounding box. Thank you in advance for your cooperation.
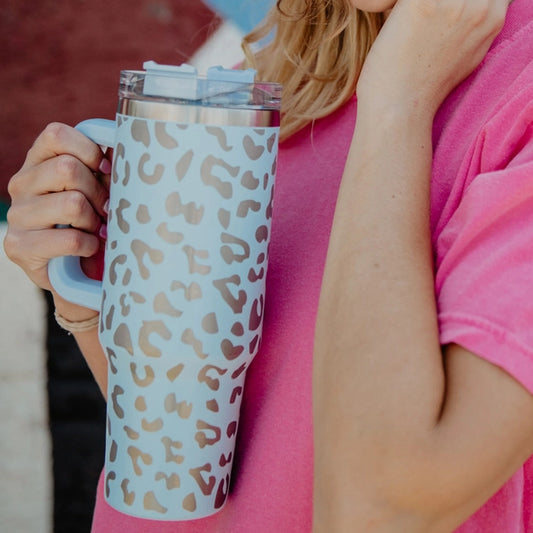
[242,0,384,140]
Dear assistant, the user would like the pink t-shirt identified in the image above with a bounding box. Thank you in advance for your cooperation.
[92,0,533,530]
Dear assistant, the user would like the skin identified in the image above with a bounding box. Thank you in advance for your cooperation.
[4,0,533,530]
[313,0,533,531]
[4,123,110,396]
[352,0,395,12]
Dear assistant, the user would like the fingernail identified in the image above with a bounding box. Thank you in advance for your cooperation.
[99,223,108,240]
[99,158,112,174]
[102,199,109,215]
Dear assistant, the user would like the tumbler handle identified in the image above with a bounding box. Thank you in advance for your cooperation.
[48,119,116,311]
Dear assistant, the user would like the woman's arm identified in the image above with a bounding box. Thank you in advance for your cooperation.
[54,294,108,398]
[313,0,533,530]
[4,122,110,398]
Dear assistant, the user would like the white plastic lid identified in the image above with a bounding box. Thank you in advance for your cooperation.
[142,60,256,101]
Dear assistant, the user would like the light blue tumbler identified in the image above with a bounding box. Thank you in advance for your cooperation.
[49,61,281,520]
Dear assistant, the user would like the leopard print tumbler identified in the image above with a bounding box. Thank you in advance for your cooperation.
[91,113,278,520]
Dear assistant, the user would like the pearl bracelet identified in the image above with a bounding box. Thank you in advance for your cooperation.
[54,311,100,334]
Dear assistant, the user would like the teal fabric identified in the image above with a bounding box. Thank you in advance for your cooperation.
[204,0,273,32]
[0,201,8,222]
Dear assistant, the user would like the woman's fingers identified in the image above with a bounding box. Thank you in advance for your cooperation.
[5,168,106,290]
[21,122,106,174]
[4,226,101,291]
[4,121,110,294]
[9,226,101,263]
[8,189,103,234]
[9,150,109,218]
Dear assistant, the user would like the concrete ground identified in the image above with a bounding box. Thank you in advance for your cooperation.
[0,222,51,533]
[0,22,243,533]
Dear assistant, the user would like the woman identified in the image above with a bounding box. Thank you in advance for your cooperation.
[5,0,533,531]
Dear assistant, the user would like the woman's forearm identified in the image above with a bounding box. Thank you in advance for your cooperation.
[312,98,533,532]
[313,103,444,530]
[73,328,108,399]
[54,293,108,399]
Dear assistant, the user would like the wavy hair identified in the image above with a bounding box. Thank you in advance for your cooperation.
[242,0,384,140]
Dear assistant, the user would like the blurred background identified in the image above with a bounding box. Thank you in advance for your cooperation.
[0,1,271,531]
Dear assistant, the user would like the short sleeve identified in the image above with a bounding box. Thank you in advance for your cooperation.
[435,157,533,393]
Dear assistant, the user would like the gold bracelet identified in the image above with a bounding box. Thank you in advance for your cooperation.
[54,311,100,334]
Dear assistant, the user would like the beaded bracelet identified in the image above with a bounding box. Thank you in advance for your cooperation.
[54,311,99,334]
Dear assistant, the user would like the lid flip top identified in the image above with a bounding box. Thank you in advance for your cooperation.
[142,60,257,102]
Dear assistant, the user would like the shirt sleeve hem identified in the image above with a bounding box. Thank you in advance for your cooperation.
[439,312,533,395]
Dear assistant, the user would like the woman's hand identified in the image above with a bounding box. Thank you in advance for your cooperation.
[3,122,109,302]
[4,122,111,396]
[357,0,508,117]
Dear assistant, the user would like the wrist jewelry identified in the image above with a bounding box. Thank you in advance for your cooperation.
[54,311,100,334]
